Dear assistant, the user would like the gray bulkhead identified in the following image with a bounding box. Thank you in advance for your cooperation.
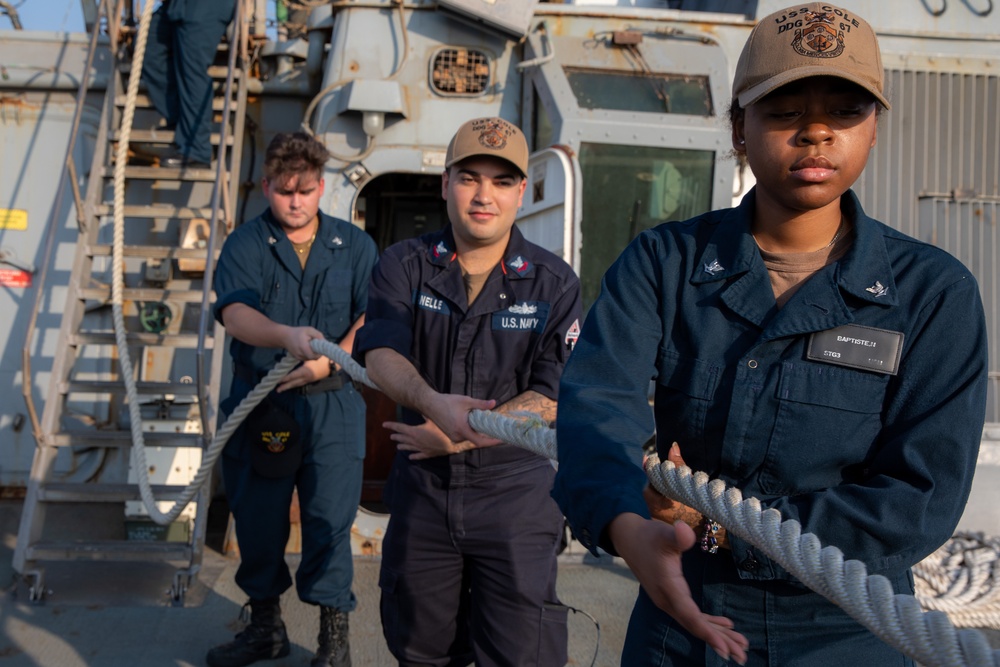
[0,29,104,487]
[0,0,997,516]
[306,0,999,428]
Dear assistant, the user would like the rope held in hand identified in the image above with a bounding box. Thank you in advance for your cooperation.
[129,336,1000,666]
[321,339,1000,666]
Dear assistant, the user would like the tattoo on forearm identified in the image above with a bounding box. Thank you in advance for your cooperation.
[494,390,557,423]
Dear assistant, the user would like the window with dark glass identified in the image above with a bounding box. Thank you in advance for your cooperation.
[578,142,715,309]
[564,67,713,115]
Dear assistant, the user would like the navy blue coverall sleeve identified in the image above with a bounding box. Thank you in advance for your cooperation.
[553,219,988,580]
[553,232,663,552]
[349,230,378,325]
[354,243,415,363]
[524,272,582,401]
[213,224,266,323]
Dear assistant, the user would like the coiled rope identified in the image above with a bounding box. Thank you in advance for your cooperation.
[915,533,1000,630]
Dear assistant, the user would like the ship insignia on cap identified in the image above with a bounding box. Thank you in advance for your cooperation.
[793,11,844,59]
[478,119,508,151]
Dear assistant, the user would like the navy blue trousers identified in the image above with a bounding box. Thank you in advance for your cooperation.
[141,0,236,164]
[221,383,365,610]
[379,452,568,667]
[622,547,916,666]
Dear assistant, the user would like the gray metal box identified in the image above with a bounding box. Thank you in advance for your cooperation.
[436,0,539,38]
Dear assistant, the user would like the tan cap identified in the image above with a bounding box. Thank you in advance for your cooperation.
[445,117,529,177]
[733,3,890,109]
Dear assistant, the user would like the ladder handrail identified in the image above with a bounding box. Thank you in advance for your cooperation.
[14,0,257,602]
[19,0,116,446]
[196,0,251,444]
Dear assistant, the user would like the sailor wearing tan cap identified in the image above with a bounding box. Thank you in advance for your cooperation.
[355,118,582,666]
[553,3,987,666]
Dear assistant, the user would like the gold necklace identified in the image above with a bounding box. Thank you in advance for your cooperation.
[292,232,316,254]
[825,216,846,248]
[753,216,846,252]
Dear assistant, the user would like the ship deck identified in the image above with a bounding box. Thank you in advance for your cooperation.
[4,496,1000,666]
[0,498,636,666]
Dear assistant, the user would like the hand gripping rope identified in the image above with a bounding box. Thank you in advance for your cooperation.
[323,339,1000,667]
[113,2,1000,662]
[136,337,998,665]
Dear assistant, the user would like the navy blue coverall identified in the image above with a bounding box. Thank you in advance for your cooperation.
[141,0,236,165]
[355,225,582,666]
[214,208,377,610]
[553,189,989,666]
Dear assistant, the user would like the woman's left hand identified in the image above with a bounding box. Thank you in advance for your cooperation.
[645,442,728,549]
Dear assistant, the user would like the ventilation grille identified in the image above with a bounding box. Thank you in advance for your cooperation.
[430,48,490,96]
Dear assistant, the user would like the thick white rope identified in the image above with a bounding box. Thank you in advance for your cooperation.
[111,0,171,523]
[104,3,1000,659]
[915,533,1000,630]
[111,0,280,525]
[315,340,1000,666]
[117,303,1000,665]
[132,356,298,524]
[642,459,1000,667]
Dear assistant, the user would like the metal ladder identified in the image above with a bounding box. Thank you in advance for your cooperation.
[14,0,252,605]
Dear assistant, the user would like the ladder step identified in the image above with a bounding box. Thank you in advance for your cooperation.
[26,540,193,562]
[112,129,234,146]
[93,204,216,219]
[45,430,205,448]
[69,332,214,348]
[86,244,219,261]
[78,286,211,303]
[209,65,241,79]
[102,165,218,182]
[60,380,201,396]
[117,94,236,112]
[38,483,192,503]
[119,63,241,80]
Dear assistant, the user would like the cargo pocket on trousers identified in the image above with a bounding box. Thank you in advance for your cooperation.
[378,567,400,647]
[538,601,569,666]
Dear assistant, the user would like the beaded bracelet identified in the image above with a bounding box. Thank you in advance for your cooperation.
[700,516,721,554]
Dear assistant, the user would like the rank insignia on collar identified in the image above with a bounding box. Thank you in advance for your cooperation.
[331,236,343,246]
[432,241,449,258]
[508,255,530,273]
[866,281,888,297]
[703,259,724,275]
[268,236,278,245]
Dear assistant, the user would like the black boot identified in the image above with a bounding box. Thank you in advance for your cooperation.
[206,597,291,667]
[311,606,351,667]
